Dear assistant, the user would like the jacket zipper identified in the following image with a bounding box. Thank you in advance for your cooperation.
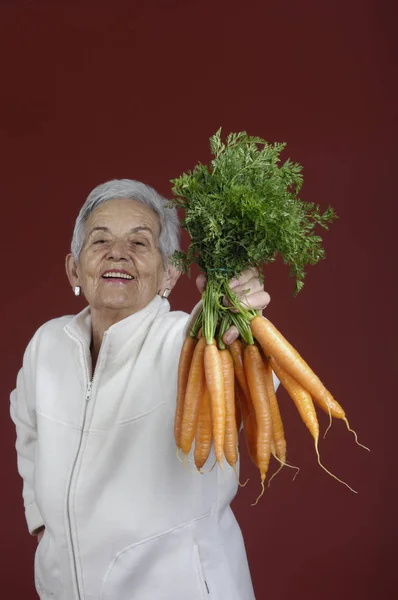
[66,377,92,600]
[63,328,108,599]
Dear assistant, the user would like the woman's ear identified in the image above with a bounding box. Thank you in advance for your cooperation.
[159,263,181,296]
[65,253,79,288]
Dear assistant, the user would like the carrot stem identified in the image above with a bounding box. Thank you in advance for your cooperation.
[203,279,222,345]
[190,309,203,339]
[217,313,232,350]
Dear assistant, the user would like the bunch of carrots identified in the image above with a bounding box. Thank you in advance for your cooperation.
[174,288,364,500]
[169,130,366,499]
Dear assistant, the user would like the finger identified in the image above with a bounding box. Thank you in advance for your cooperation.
[231,277,263,297]
[223,282,267,312]
[223,325,239,345]
[227,277,269,302]
[229,266,259,289]
[240,290,271,312]
[196,273,207,294]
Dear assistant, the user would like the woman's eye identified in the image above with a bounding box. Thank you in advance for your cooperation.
[94,239,106,244]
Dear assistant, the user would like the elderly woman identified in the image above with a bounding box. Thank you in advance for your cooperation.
[10,179,271,600]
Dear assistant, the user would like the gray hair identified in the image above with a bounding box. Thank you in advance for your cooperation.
[71,179,180,265]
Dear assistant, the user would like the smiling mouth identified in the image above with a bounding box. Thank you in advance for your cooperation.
[102,271,134,281]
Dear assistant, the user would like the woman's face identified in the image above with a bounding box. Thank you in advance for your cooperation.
[67,198,171,317]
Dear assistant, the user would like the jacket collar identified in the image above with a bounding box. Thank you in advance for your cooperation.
[63,294,170,354]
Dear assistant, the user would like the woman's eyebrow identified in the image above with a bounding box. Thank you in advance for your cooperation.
[88,226,153,235]
[87,225,154,242]
[87,226,110,238]
[90,226,110,232]
[129,226,153,235]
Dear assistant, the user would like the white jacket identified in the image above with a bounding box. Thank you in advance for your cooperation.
[10,295,257,600]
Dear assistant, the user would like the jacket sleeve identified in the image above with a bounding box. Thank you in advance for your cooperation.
[181,300,202,339]
[10,328,44,536]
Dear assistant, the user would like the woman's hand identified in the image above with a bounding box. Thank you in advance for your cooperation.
[195,267,271,345]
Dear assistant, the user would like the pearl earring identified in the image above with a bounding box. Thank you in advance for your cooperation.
[74,286,81,297]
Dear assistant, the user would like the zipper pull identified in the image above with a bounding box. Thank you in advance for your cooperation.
[86,381,92,402]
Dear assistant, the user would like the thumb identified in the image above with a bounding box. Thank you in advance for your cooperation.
[196,273,207,294]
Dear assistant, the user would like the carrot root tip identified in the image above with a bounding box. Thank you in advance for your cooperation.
[271,450,300,480]
[315,440,357,494]
[176,447,184,463]
[208,459,217,473]
[233,465,249,487]
[183,454,190,472]
[323,405,333,439]
[343,418,370,452]
[251,480,265,506]
[196,458,218,475]
[291,465,300,482]
[267,462,283,488]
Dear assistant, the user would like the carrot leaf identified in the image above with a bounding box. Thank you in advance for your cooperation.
[169,128,337,294]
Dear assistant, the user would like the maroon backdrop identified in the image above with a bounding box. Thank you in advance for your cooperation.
[1,1,396,598]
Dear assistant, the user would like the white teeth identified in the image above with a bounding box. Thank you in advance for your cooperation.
[103,272,133,280]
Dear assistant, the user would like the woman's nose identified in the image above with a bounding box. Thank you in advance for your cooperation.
[106,240,128,261]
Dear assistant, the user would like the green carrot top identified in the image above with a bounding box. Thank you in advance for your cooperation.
[169,129,337,294]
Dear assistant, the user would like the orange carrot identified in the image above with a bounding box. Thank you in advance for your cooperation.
[220,349,237,470]
[180,336,206,456]
[236,382,258,467]
[174,335,197,449]
[250,316,345,420]
[269,357,319,443]
[269,357,356,493]
[194,387,213,471]
[263,356,286,464]
[204,340,226,468]
[235,392,242,433]
[229,339,251,401]
[243,344,273,486]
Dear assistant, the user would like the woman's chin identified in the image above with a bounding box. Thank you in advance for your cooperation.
[88,287,158,315]
[91,293,139,313]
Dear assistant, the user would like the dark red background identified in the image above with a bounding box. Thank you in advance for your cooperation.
[1,1,396,598]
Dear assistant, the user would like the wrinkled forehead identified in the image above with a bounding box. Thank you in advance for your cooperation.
[85,197,161,238]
